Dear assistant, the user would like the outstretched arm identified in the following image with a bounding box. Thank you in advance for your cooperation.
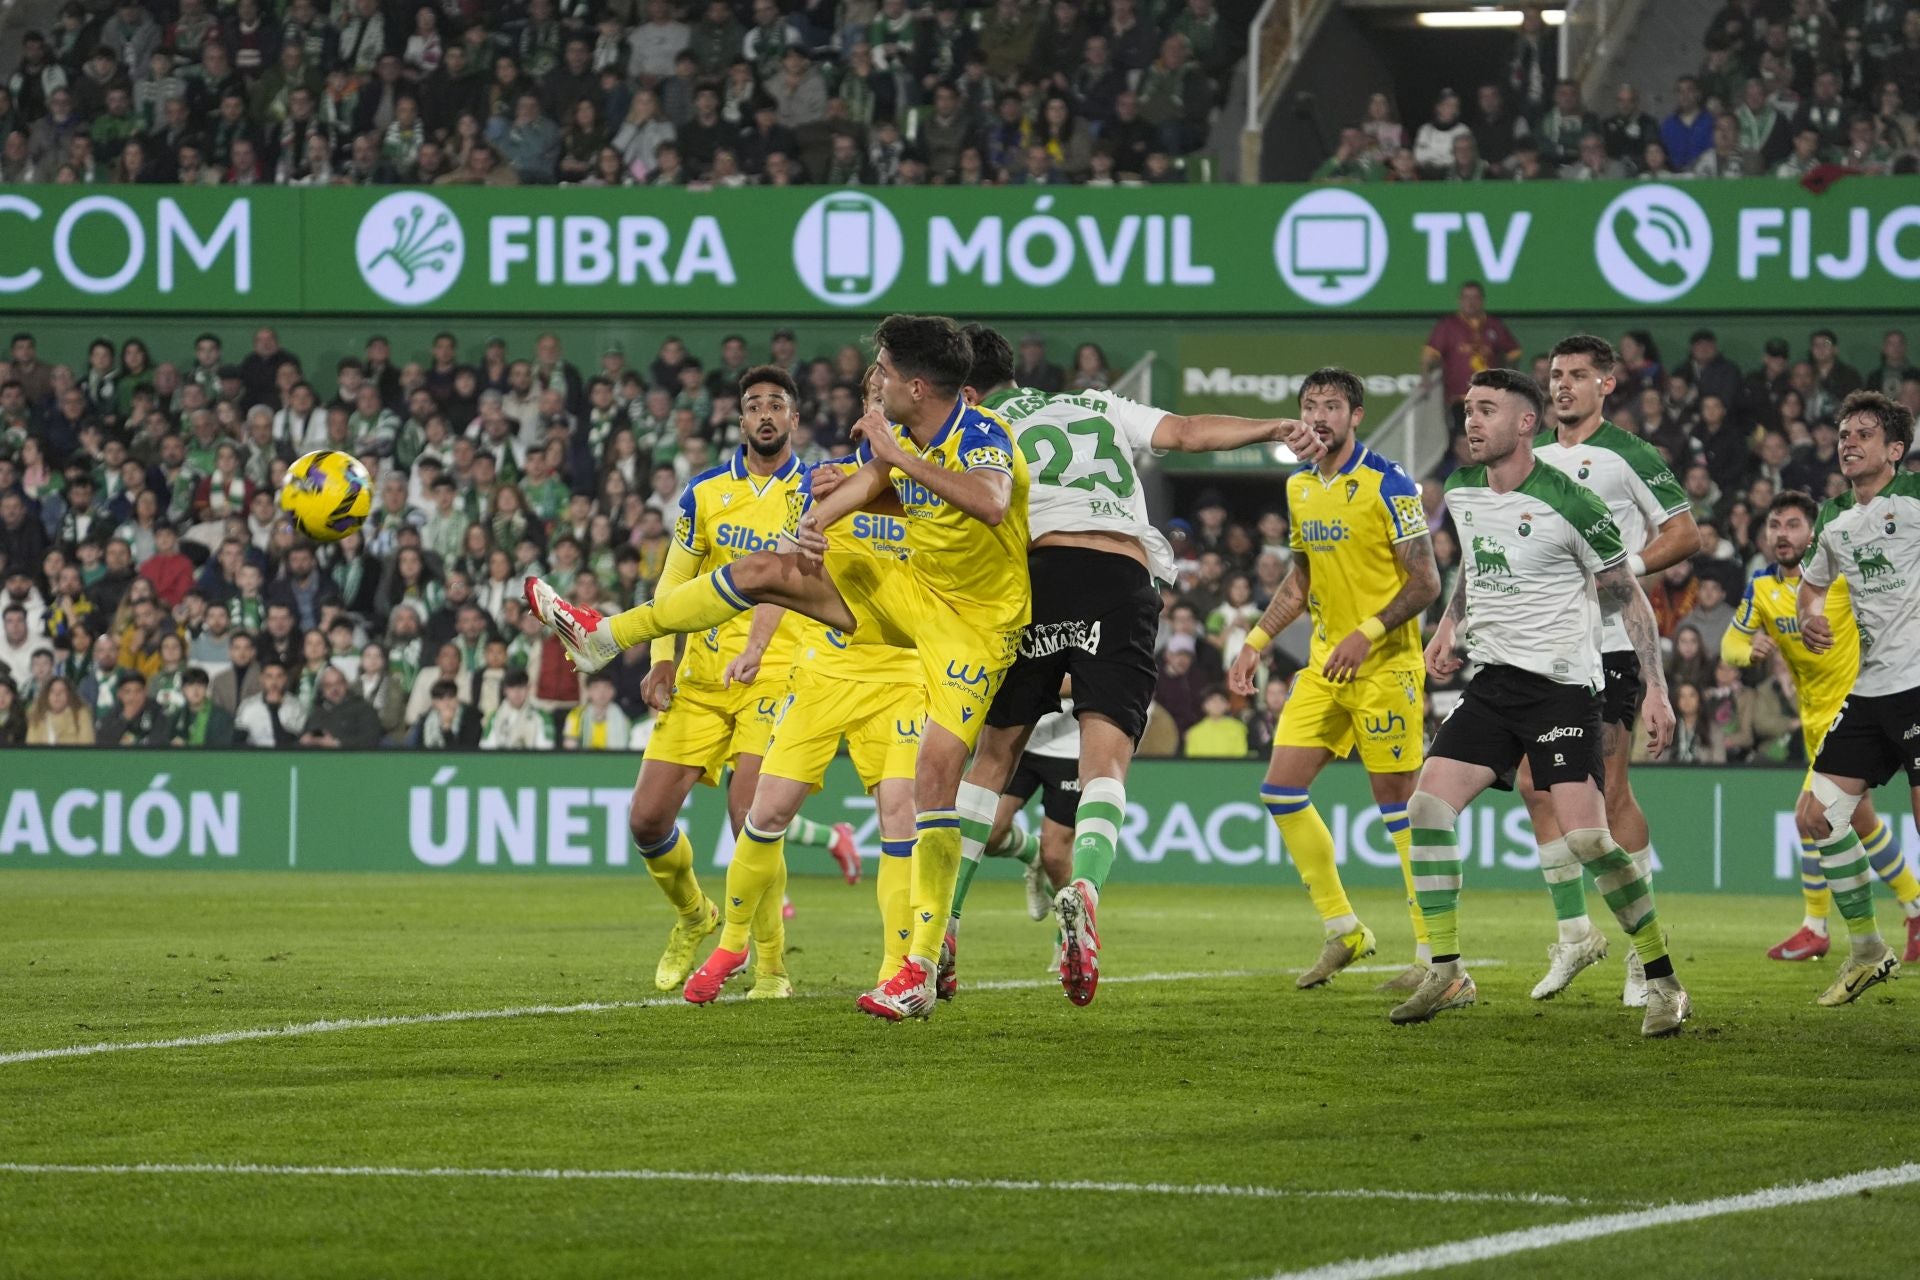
[1596,561,1675,757]
[1150,414,1303,454]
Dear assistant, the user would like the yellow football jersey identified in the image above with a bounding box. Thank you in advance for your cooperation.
[1729,564,1858,725]
[799,460,922,686]
[1286,443,1427,674]
[671,448,805,688]
[853,399,1031,637]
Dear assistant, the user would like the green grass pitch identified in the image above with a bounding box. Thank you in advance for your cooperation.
[2,870,1914,1279]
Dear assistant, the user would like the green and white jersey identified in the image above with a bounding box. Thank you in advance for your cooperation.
[1444,459,1626,688]
[983,387,1176,583]
[1803,472,1920,697]
[1532,420,1687,656]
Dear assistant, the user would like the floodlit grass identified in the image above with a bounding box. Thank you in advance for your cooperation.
[1,871,1912,1279]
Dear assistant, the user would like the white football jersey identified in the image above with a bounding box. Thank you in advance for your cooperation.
[1443,458,1626,688]
[1026,701,1081,761]
[1803,473,1920,697]
[1531,421,1689,654]
[983,387,1176,583]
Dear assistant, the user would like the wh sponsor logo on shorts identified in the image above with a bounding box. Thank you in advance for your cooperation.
[1019,620,1102,659]
[945,662,992,686]
[1363,712,1405,735]
[1536,725,1584,744]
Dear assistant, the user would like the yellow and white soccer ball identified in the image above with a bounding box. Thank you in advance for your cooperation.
[279,449,373,543]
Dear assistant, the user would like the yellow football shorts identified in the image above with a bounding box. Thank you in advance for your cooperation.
[825,542,1019,750]
[762,666,926,793]
[643,678,783,786]
[1799,701,1846,789]
[1276,665,1425,773]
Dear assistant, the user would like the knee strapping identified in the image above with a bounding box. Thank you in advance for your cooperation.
[1406,792,1458,833]
[1536,836,1581,883]
[1808,773,1864,839]
[1564,828,1615,866]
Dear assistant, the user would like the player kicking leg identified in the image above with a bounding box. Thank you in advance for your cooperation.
[1521,336,1701,1004]
[530,315,1031,1022]
[1792,393,1920,1005]
[1226,370,1439,991]
[1397,369,1688,1037]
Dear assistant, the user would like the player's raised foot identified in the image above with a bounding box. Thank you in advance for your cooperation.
[1388,961,1476,1025]
[1024,854,1053,921]
[1375,963,1428,994]
[1816,944,1900,1007]
[857,957,936,1021]
[936,929,958,1002]
[1530,927,1610,1000]
[1904,914,1920,964]
[683,943,750,1004]
[1766,924,1831,962]
[782,895,795,921]
[655,898,721,991]
[523,577,621,674]
[1296,924,1377,989]
[1622,949,1648,1008]
[827,822,861,885]
[1640,976,1691,1038]
[1055,880,1102,1007]
[746,972,793,1000]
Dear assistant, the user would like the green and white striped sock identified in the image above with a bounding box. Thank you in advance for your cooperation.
[1070,777,1126,902]
[947,781,999,926]
[1818,829,1882,951]
[1409,794,1462,962]
[787,815,830,849]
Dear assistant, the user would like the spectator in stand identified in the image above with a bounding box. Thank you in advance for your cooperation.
[1677,329,1744,417]
[1603,82,1661,165]
[1536,78,1596,165]
[1413,87,1470,179]
[27,676,93,746]
[1183,687,1248,758]
[1422,281,1523,416]
[1662,75,1716,168]
[1692,112,1755,176]
[1360,91,1403,153]
[1015,336,1066,394]
[1563,130,1627,180]
[169,668,234,746]
[1470,84,1529,175]
[1808,328,1864,400]
[1135,34,1212,157]
[96,671,169,746]
[412,676,483,748]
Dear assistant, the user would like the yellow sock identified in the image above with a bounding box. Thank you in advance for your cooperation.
[1380,806,1429,948]
[1864,821,1920,905]
[609,566,751,649]
[750,838,788,978]
[639,828,705,921]
[720,818,785,952]
[877,839,914,983]
[907,811,962,961]
[1261,787,1354,927]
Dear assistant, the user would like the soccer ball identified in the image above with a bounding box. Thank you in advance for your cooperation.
[280,449,373,543]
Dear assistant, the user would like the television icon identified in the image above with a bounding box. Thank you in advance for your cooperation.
[1292,214,1373,288]
[1272,188,1388,307]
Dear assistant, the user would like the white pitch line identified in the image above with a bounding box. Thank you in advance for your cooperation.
[1259,1162,1920,1280]
[0,961,1504,1069]
[0,1161,1602,1208]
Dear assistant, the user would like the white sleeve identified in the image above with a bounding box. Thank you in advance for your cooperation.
[1096,391,1170,455]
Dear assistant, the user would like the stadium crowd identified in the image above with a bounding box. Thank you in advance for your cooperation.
[1312,3,1920,183]
[2,314,1918,761]
[1,0,1242,188]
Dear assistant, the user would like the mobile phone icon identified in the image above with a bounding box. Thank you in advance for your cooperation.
[823,198,874,296]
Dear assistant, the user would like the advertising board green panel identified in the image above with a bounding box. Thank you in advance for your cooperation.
[5,178,1917,317]
[5,753,1917,898]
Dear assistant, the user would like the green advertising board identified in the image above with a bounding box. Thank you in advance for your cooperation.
[4,752,1916,898]
[3,178,1917,317]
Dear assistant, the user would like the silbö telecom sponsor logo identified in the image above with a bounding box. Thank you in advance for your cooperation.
[357,192,465,306]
